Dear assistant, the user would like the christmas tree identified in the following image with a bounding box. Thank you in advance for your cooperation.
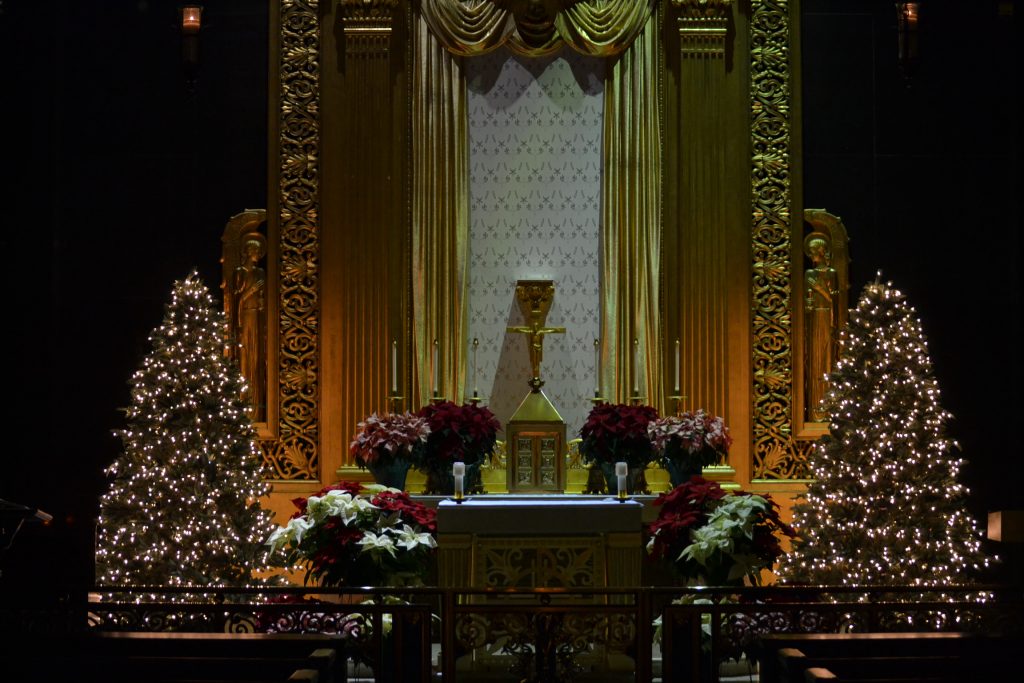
[780,277,991,586]
[96,272,278,590]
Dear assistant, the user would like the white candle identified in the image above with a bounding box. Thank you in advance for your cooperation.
[391,339,398,394]
[594,338,600,395]
[674,338,680,393]
[615,461,627,495]
[472,338,479,395]
[453,461,466,498]
[432,339,439,395]
[632,338,639,395]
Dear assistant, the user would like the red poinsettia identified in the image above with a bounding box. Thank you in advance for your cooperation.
[349,411,430,468]
[579,403,659,467]
[648,409,732,470]
[415,401,500,476]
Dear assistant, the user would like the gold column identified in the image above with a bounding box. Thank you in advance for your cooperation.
[322,0,410,476]
[662,0,750,479]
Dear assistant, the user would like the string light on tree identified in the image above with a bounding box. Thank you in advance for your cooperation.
[778,276,993,589]
[95,272,280,598]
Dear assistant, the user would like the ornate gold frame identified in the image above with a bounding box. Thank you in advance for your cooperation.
[262,0,809,490]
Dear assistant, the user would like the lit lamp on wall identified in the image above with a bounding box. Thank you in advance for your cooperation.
[180,5,203,89]
[896,2,920,80]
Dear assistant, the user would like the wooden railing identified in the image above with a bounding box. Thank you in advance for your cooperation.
[1,584,1021,682]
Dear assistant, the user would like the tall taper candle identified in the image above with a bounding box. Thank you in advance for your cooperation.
[594,338,600,395]
[615,461,627,497]
[472,338,479,395]
[432,338,439,395]
[391,339,398,393]
[674,338,680,393]
[632,338,639,395]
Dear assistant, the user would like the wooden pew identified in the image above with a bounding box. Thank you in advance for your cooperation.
[757,632,1017,683]
[0,632,344,683]
[776,646,964,683]
[82,632,346,683]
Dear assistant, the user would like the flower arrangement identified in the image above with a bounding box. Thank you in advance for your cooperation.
[648,410,732,482]
[647,477,796,586]
[349,411,430,468]
[266,481,437,587]
[414,401,500,476]
[579,403,659,468]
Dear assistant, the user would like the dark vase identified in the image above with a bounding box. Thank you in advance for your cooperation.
[599,461,648,495]
[366,458,411,490]
[664,458,702,489]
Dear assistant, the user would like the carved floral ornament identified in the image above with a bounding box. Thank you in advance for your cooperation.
[419,0,657,57]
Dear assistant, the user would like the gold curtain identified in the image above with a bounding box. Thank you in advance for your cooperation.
[420,0,654,57]
[600,14,663,410]
[412,16,470,408]
[415,0,660,409]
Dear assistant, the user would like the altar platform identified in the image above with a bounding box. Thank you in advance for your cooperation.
[434,496,643,591]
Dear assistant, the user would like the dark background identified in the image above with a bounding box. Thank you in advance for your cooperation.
[0,0,1018,590]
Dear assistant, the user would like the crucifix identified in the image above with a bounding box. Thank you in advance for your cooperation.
[505,279,568,493]
[506,280,565,393]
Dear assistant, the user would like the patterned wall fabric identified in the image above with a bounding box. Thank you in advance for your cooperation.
[466,48,605,438]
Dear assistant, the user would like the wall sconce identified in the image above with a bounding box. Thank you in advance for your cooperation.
[180,5,203,89]
[896,2,919,80]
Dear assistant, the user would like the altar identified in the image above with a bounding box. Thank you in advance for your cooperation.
[435,497,643,592]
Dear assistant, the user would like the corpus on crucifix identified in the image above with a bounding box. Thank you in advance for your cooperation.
[506,280,565,392]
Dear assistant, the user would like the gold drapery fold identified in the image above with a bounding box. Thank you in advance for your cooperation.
[600,14,663,410]
[420,0,655,57]
[556,0,653,55]
[412,16,470,408]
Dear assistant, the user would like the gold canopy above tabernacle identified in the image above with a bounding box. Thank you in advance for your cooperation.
[419,0,656,57]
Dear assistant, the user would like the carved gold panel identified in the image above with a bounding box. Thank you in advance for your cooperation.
[266,0,321,481]
[750,0,810,479]
[477,537,603,589]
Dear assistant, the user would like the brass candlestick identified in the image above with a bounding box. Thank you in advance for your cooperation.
[667,395,688,415]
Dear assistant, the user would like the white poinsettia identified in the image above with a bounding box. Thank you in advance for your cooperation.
[306,489,378,525]
[266,516,314,553]
[305,490,352,522]
[357,531,397,557]
[391,524,438,551]
[338,495,378,525]
[681,494,771,579]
